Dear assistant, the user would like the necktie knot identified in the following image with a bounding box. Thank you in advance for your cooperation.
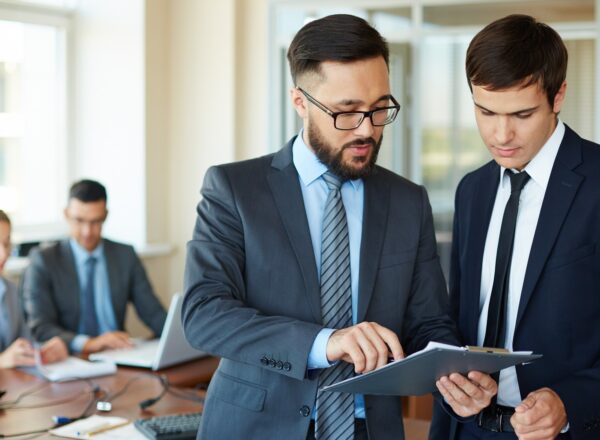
[508,170,530,194]
[322,171,342,191]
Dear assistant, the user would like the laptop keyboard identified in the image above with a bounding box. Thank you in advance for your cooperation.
[134,412,202,440]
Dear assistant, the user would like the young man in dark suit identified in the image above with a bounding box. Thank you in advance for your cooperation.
[182,14,494,440]
[430,14,600,440]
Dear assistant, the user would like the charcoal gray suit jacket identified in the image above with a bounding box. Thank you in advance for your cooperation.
[23,238,166,348]
[182,138,459,439]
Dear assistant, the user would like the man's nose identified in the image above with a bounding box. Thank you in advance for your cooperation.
[494,117,514,145]
[353,115,375,138]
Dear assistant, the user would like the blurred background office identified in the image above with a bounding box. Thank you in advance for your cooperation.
[0,0,597,332]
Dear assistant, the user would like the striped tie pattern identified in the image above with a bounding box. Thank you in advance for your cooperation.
[315,171,355,440]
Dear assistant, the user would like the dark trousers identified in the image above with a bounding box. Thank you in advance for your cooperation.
[306,419,368,440]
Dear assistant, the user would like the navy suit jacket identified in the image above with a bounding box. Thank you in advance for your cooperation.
[182,138,459,439]
[430,125,600,439]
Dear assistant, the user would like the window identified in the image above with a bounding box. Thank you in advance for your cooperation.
[0,6,68,240]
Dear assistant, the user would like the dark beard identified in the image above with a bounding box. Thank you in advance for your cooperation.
[308,123,381,180]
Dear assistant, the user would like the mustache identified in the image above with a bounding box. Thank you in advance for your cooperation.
[342,138,377,149]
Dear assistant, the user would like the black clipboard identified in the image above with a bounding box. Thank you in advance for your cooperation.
[321,344,542,396]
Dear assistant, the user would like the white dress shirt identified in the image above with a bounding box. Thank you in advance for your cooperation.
[478,121,565,407]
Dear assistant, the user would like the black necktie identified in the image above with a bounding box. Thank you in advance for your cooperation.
[483,170,531,349]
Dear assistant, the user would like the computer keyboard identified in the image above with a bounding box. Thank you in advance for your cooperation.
[134,412,202,440]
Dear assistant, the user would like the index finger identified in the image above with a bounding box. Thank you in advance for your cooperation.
[371,323,404,360]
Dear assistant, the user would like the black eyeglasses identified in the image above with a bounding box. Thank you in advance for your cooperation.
[298,87,400,130]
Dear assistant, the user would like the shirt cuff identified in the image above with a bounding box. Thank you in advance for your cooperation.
[307,328,336,369]
[70,335,90,353]
[561,422,570,433]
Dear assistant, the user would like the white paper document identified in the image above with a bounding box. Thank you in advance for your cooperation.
[36,356,116,382]
[49,415,139,439]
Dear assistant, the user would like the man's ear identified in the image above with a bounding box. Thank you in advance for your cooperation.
[552,81,567,113]
[290,87,308,119]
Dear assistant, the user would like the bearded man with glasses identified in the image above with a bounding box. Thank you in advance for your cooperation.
[182,14,494,440]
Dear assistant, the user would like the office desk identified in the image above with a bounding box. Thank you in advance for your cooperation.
[149,355,220,387]
[0,357,214,439]
[1,356,431,440]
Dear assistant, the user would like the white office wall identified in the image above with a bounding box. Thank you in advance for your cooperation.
[72,0,146,246]
[235,0,269,160]
[145,0,168,246]
[68,0,272,297]
[164,0,237,295]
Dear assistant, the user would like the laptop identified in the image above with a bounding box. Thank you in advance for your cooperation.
[89,293,206,370]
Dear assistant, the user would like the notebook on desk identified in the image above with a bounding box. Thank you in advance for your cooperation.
[89,293,206,370]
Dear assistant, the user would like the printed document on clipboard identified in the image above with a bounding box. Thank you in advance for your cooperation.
[321,341,542,396]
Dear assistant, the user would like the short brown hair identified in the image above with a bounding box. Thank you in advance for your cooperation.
[466,14,568,107]
[287,14,389,87]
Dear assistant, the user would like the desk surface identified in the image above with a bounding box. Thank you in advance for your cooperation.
[1,355,431,440]
[0,357,214,439]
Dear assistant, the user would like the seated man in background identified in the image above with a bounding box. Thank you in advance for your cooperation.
[0,210,67,368]
[22,179,166,354]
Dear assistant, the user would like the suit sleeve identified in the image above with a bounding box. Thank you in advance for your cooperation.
[127,247,167,336]
[182,166,323,381]
[22,250,76,347]
[429,177,471,440]
[400,185,460,354]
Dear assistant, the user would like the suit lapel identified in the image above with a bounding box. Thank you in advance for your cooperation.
[103,240,121,318]
[59,241,82,326]
[465,162,499,343]
[357,172,389,322]
[267,140,321,323]
[516,126,583,328]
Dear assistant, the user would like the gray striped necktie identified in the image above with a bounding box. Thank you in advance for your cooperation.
[315,171,355,440]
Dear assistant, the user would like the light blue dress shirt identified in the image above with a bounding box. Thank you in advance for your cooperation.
[293,131,366,418]
[69,239,118,352]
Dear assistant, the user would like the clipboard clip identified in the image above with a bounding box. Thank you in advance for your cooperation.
[465,345,509,354]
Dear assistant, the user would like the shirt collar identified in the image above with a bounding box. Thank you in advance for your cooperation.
[292,129,362,191]
[69,238,104,265]
[499,119,565,191]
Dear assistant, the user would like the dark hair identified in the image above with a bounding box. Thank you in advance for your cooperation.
[466,14,568,107]
[287,14,389,86]
[0,209,10,226]
[69,179,107,203]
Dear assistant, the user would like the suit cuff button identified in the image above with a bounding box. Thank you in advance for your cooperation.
[269,358,277,368]
[276,361,283,370]
[260,356,269,366]
[300,405,311,417]
[283,362,291,371]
